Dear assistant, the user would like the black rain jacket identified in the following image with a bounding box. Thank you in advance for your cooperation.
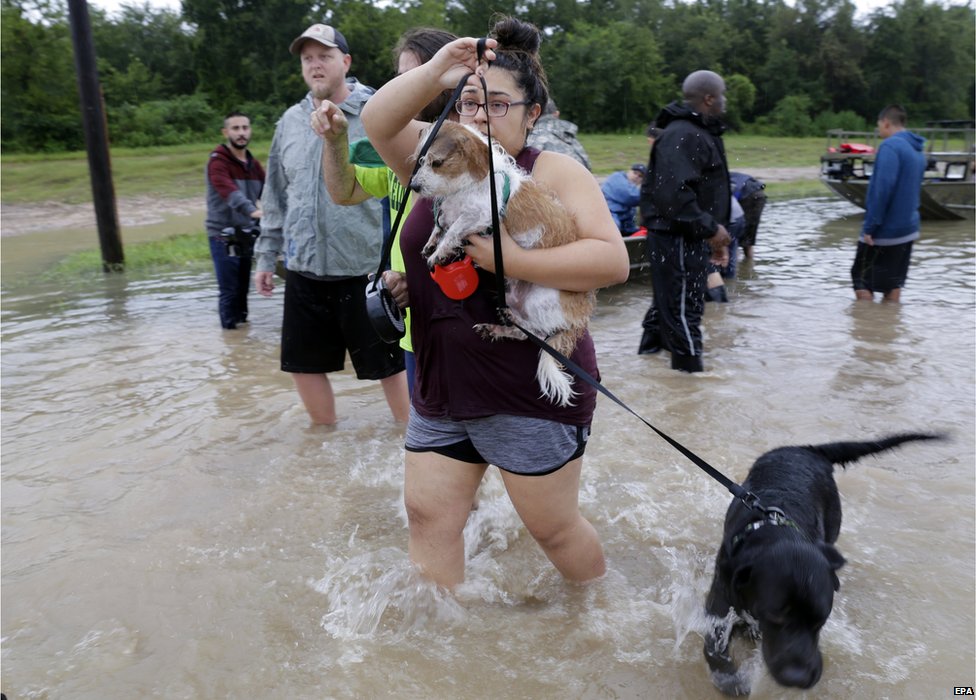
[639,101,730,240]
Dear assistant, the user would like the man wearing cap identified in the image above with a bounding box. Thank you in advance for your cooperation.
[253,23,409,425]
[600,163,646,236]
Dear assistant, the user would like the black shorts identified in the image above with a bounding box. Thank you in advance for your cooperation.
[851,240,914,294]
[280,270,404,379]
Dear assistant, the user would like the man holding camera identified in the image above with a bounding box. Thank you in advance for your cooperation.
[205,110,265,330]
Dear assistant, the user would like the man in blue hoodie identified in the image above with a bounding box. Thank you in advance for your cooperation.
[852,104,926,302]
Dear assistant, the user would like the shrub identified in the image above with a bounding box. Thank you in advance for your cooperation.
[812,110,869,133]
[108,94,219,147]
[768,95,815,137]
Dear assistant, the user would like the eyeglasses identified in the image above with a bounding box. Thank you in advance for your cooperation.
[454,99,531,118]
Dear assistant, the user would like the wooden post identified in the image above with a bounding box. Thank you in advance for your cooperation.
[67,0,124,272]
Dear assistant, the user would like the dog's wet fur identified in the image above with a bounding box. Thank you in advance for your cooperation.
[703,432,943,695]
[409,122,593,407]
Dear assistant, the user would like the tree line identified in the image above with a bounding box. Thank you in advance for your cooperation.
[2,0,973,152]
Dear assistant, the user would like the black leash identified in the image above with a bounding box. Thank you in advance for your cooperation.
[475,77,769,514]
[370,38,498,290]
[367,74,474,295]
[514,325,762,509]
[364,71,478,343]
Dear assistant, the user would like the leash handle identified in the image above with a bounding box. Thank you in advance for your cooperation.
[368,72,474,293]
[371,39,494,292]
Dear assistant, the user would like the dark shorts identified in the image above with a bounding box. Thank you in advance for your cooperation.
[851,240,914,294]
[281,270,404,379]
[404,407,590,476]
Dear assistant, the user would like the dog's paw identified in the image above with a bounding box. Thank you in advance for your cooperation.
[709,669,752,697]
[473,323,526,342]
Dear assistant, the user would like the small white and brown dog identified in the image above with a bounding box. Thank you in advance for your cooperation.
[409,121,594,407]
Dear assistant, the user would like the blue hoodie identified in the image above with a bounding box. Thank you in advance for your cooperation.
[861,130,927,244]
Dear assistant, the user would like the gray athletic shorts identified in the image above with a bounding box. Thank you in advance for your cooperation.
[404,407,590,476]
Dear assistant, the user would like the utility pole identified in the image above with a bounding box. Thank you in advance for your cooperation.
[67,0,124,272]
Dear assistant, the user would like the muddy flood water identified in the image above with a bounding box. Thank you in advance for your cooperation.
[2,197,974,698]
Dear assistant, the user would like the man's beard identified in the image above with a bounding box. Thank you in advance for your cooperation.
[230,137,250,149]
[312,84,336,102]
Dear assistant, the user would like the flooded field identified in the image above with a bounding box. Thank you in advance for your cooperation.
[2,197,973,698]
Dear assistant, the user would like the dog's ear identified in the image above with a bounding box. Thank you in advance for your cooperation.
[820,543,846,591]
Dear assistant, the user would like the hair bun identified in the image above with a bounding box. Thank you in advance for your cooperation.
[490,17,541,54]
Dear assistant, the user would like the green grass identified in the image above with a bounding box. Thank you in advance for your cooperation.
[1,134,826,204]
[581,133,825,175]
[5,133,828,280]
[1,140,272,204]
[40,233,211,283]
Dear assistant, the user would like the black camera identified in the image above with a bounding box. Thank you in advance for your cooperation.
[219,226,259,257]
[365,275,405,343]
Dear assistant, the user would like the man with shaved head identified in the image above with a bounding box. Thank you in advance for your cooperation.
[636,69,732,373]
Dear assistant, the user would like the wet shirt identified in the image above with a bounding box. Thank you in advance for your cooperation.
[861,130,927,244]
[640,101,730,239]
[400,146,599,423]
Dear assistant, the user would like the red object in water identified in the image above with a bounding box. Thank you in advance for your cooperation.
[840,142,875,154]
[430,256,479,300]
[629,227,648,238]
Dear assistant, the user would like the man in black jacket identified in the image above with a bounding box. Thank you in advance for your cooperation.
[637,70,732,372]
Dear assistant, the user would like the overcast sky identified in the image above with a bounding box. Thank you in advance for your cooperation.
[86,0,905,17]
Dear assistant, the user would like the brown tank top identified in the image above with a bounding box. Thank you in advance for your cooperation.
[400,146,599,423]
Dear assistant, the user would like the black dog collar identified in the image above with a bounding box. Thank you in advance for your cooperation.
[730,507,801,553]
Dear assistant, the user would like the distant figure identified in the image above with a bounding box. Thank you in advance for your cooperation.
[601,163,646,235]
[205,111,265,330]
[253,23,409,425]
[637,70,732,372]
[852,104,926,303]
[729,171,766,261]
[526,98,591,170]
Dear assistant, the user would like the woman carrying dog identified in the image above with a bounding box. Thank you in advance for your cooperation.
[362,17,628,588]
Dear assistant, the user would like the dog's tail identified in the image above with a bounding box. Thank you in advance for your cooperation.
[536,351,577,407]
[807,432,946,467]
[535,330,584,407]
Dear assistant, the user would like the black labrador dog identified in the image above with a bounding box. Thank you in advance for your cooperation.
[703,432,942,695]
